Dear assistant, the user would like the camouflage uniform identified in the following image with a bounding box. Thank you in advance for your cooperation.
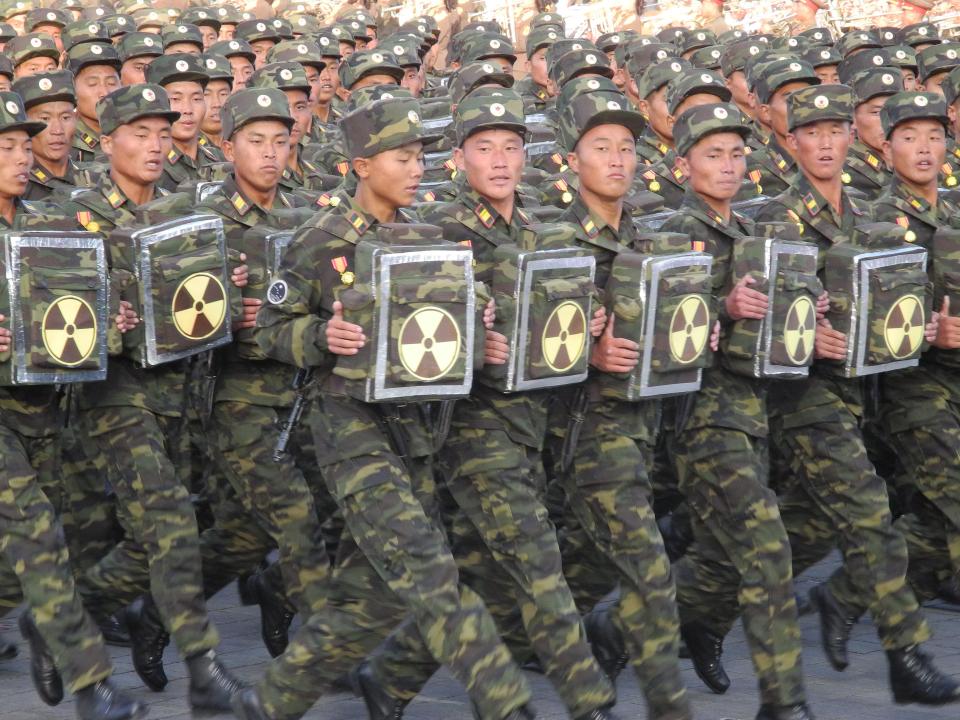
[660,102,807,710]
[252,96,530,720]
[843,67,902,201]
[64,42,123,166]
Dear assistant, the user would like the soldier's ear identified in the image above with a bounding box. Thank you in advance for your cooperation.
[353,156,370,178]
[784,132,798,153]
[948,103,958,130]
[452,146,465,172]
[881,138,892,168]
[567,150,579,174]
[676,155,690,177]
[100,133,113,158]
[758,103,771,128]
[636,96,649,120]
[222,139,234,162]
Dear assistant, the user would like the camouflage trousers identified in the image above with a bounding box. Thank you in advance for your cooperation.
[209,400,332,615]
[76,405,219,657]
[767,377,930,651]
[546,397,691,720]
[825,364,960,611]
[667,425,805,707]
[255,393,530,720]
[0,424,112,693]
[364,426,615,718]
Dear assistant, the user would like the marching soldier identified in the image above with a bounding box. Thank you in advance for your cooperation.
[241,94,535,720]
[844,67,902,200]
[209,38,257,90]
[117,32,164,86]
[199,53,233,149]
[515,25,558,112]
[634,58,687,166]
[66,40,121,164]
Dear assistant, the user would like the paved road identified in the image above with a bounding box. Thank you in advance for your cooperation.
[2,554,959,720]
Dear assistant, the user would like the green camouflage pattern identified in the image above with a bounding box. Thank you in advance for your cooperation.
[557,84,643,153]
[448,61,514,106]
[201,53,233,83]
[549,48,613,90]
[690,45,723,70]
[25,6,68,30]
[145,52,209,87]
[221,86,294,140]
[849,66,903,103]
[341,96,436,159]
[459,33,517,64]
[754,59,819,105]
[838,48,892,84]
[209,38,256,62]
[787,83,854,131]
[61,19,108,50]
[836,29,882,57]
[234,18,280,44]
[452,87,525,147]
[803,45,842,68]
[635,58,690,100]
[249,61,311,94]
[116,30,163,62]
[267,39,326,68]
[338,49,404,90]
[672,102,751,158]
[665,68,729,114]
[7,32,59,66]
[525,25,562,56]
[881,90,948,137]
[96,83,180,136]
[160,22,204,50]
[917,42,960,82]
[12,69,77,109]
[65,41,120,75]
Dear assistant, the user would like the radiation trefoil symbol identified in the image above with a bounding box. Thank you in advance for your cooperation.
[398,306,461,381]
[883,294,924,360]
[784,296,816,365]
[42,295,97,367]
[172,272,227,340]
[542,300,586,373]
[669,295,709,364]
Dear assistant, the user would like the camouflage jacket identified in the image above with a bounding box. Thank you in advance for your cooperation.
[842,140,891,202]
[636,127,671,166]
[71,116,104,164]
[279,139,324,194]
[309,104,343,144]
[199,173,304,408]
[254,193,434,458]
[660,188,767,437]
[23,159,82,202]
[514,75,551,112]
[745,136,798,199]
[157,139,226,193]
[941,137,960,188]
[307,134,351,178]
[638,150,689,210]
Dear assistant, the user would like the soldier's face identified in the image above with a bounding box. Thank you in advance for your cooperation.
[0,76,10,92]
[814,65,839,85]
[455,128,524,204]
[679,132,746,203]
[219,24,236,41]
[33,23,63,52]
[670,92,728,130]
[401,66,423,97]
[569,123,637,201]
[14,56,57,79]
[202,79,231,135]
[922,71,948,97]
[885,119,946,188]
[318,58,340,102]
[26,100,77,165]
[200,26,218,50]
[304,64,321,105]
[351,73,400,92]
[528,47,549,87]
[787,120,852,181]
[102,118,172,184]
[725,71,752,112]
[229,57,254,90]
[250,39,276,68]
[483,56,513,73]
[639,85,672,140]
[900,69,917,91]
[853,95,888,153]
[166,80,206,143]
[340,42,355,59]
[76,65,121,122]
[223,120,290,193]
[164,41,202,56]
[121,56,155,86]
[763,81,812,137]
[284,89,311,145]
[0,130,33,198]
[354,141,425,209]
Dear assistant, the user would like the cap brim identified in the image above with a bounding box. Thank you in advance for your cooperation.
[122,109,181,130]
[23,91,76,109]
[458,121,527,146]
[678,124,751,156]
[232,114,296,136]
[885,112,948,138]
[580,110,646,143]
[0,121,49,137]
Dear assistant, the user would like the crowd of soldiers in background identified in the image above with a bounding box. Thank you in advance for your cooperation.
[3,1,960,720]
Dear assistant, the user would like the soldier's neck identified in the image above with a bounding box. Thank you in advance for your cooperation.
[110,170,153,206]
[482,191,513,224]
[174,137,199,160]
[287,144,300,174]
[899,174,938,207]
[36,154,68,178]
[314,102,331,122]
[699,192,732,223]
[0,194,15,225]
[580,188,623,232]
[236,172,277,209]
[805,172,843,215]
[354,183,398,224]
[80,113,100,135]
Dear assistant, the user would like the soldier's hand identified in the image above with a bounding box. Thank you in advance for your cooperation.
[326,300,365,355]
[0,313,10,353]
[234,297,261,331]
[814,318,846,360]
[933,296,960,349]
[725,275,768,320]
[590,306,607,337]
[231,252,249,288]
[709,320,721,352]
[816,291,830,321]
[114,300,139,334]
[484,329,509,365]
[590,314,639,373]
[483,298,496,330]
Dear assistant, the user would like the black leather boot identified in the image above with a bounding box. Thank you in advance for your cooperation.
[126,596,169,691]
[680,621,730,694]
[18,612,64,706]
[75,679,148,720]
[251,570,294,658]
[583,607,629,682]
[0,632,17,660]
[808,583,857,671]
[755,703,816,720]
[503,705,537,719]
[187,649,243,712]
[99,613,132,648]
[888,645,960,706]
[351,660,410,720]
[231,687,271,720]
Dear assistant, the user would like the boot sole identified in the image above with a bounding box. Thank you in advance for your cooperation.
[17,614,64,706]
[809,586,849,672]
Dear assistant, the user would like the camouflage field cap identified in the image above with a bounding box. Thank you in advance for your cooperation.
[460,20,501,35]
[899,22,941,48]
[7,33,60,65]
[546,38,598,71]
[887,45,919,71]
[596,31,626,53]
[880,91,948,137]
[798,27,833,46]
[690,45,723,70]
[877,27,899,46]
[342,96,439,159]
[328,23,357,48]
[754,58,820,104]
[673,102,752,157]
[117,31,163,62]
[772,36,809,55]
[66,41,121,74]
[215,5,241,25]
[267,39,325,69]
[803,45,842,69]
[636,58,690,99]
[850,67,903,104]
[103,14,135,38]
[270,17,294,40]
[289,14,319,35]
[917,42,960,82]
[665,68,730,114]
[0,22,15,42]
[346,84,412,112]
[678,28,716,56]
[448,61,513,106]
[558,86,644,152]
[340,8,376,30]
[161,23,204,51]
[787,83,854,131]
[549,47,614,88]
[836,29,882,57]
[339,49,404,89]
[624,41,675,78]
[180,7,221,31]
[1,1,32,21]
[248,61,311,94]
[0,55,13,79]
[838,48,891,83]
[617,36,656,68]
[453,87,526,146]
[657,25,687,46]
[235,19,280,44]
[220,86,294,140]
[209,38,256,63]
[384,36,421,67]
[25,7,69,30]
[720,38,767,76]
[62,19,109,50]
[12,69,76,108]
[312,29,344,58]
[146,53,208,86]
[201,53,233,84]
[557,74,620,105]
[97,83,179,135]
[460,33,518,65]
[529,11,562,30]
[132,8,165,30]
[717,28,747,44]
[943,66,960,106]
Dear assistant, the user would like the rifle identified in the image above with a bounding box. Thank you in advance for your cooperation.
[273,367,313,462]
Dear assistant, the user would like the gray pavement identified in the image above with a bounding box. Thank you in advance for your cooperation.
[2,553,960,720]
